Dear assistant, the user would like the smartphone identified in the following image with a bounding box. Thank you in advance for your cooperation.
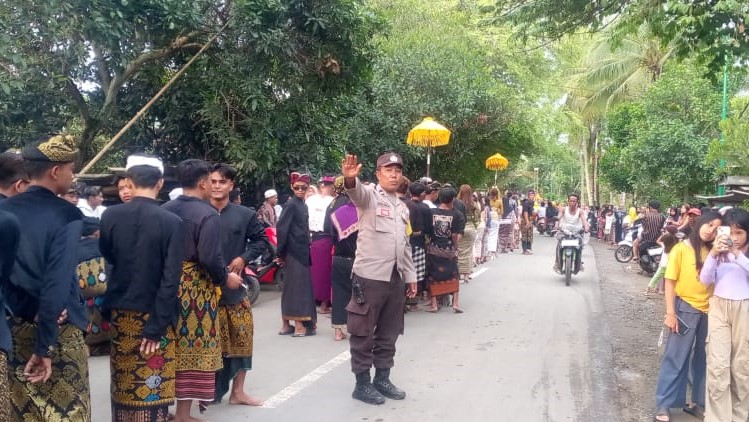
[676,315,691,336]
[718,226,733,247]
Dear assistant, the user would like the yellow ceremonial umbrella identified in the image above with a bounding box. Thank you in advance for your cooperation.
[485,153,509,185]
[406,117,451,178]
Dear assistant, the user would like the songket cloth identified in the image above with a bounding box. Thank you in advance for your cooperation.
[498,219,513,252]
[9,317,91,421]
[407,245,426,306]
[310,236,333,303]
[426,245,460,296]
[78,256,112,351]
[214,297,253,403]
[0,351,10,422]
[521,220,534,242]
[175,262,222,401]
[457,224,476,274]
[110,310,176,422]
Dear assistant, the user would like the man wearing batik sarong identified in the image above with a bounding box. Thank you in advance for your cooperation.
[520,190,536,255]
[0,209,20,422]
[0,134,90,420]
[163,159,243,422]
[100,154,184,422]
[208,163,266,406]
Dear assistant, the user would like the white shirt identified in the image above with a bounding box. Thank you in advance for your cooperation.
[306,194,334,232]
[275,204,283,220]
[537,206,547,219]
[77,199,106,218]
[559,207,584,233]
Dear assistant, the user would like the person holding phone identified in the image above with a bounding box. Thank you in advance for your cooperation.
[654,212,721,422]
[699,209,749,422]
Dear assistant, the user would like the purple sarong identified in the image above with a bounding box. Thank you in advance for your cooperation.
[310,236,333,303]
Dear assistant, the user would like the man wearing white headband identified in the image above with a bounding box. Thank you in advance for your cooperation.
[99,153,185,421]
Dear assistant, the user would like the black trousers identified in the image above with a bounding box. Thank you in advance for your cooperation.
[347,270,405,374]
[331,256,354,327]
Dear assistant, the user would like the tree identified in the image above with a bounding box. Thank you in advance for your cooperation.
[490,0,749,75]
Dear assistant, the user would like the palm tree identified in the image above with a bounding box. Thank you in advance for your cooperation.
[565,21,675,205]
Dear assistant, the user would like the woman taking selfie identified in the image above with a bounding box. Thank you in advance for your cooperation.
[699,209,749,422]
[654,212,721,422]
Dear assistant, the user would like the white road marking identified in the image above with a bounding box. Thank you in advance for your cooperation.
[472,268,488,278]
[261,349,351,409]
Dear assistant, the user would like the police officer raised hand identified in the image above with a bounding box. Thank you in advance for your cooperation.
[342,154,363,182]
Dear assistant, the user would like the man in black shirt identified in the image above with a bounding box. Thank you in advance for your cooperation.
[0,151,28,200]
[209,163,267,407]
[409,182,432,304]
[163,159,243,422]
[521,190,537,254]
[0,135,89,419]
[100,154,184,420]
[0,209,19,421]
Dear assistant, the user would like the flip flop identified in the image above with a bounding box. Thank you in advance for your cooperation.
[453,307,464,314]
[653,408,670,422]
[278,327,294,335]
[682,405,704,419]
[425,308,439,313]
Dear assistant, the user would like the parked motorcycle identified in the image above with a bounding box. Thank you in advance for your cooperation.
[637,240,662,276]
[615,223,640,263]
[558,229,585,286]
[244,227,285,304]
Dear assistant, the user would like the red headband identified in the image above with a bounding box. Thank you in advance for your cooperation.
[291,172,311,185]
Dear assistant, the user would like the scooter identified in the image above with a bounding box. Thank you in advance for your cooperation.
[637,240,662,276]
[558,229,584,286]
[545,217,558,237]
[536,217,547,235]
[615,223,640,263]
[244,227,285,304]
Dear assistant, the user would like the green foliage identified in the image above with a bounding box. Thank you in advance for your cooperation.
[599,63,723,202]
[490,0,749,75]
[708,96,749,175]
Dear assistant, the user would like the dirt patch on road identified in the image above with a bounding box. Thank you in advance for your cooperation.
[591,240,663,422]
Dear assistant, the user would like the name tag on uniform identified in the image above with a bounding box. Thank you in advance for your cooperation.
[376,206,391,218]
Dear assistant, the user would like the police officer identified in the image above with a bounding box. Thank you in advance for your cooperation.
[342,152,417,405]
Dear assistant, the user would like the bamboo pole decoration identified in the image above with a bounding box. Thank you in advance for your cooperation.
[79,20,232,175]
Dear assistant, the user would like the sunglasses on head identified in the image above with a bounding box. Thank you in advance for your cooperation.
[292,184,309,192]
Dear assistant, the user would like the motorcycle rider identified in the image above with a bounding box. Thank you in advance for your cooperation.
[553,193,589,272]
[633,201,666,261]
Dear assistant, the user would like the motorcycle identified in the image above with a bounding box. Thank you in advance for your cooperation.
[545,217,558,237]
[558,229,585,286]
[615,223,640,263]
[637,240,662,276]
[536,217,547,235]
[243,227,285,304]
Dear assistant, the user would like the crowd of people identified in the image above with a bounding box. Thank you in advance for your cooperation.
[0,135,547,420]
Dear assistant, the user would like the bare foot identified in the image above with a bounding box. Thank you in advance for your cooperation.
[172,416,208,422]
[229,392,264,406]
[334,328,347,341]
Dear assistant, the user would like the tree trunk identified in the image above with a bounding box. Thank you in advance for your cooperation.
[590,125,600,206]
[580,136,593,206]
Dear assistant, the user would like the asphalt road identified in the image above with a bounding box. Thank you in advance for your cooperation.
[89,235,622,421]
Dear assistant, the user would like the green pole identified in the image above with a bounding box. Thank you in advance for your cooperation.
[718,63,728,196]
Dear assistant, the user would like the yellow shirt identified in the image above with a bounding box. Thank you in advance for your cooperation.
[664,241,712,313]
[490,198,503,216]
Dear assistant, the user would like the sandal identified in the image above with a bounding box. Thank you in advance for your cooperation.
[653,408,670,422]
[278,327,294,335]
[683,404,704,419]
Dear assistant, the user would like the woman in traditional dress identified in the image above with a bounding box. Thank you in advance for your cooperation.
[425,186,465,313]
[473,193,486,266]
[498,191,514,253]
[457,185,479,281]
[483,196,499,259]
[277,172,317,337]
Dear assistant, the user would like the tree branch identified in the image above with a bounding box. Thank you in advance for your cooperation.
[91,43,112,93]
[102,31,204,114]
[65,77,91,125]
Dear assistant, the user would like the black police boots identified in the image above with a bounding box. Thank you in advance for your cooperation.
[352,371,386,405]
[373,368,406,400]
